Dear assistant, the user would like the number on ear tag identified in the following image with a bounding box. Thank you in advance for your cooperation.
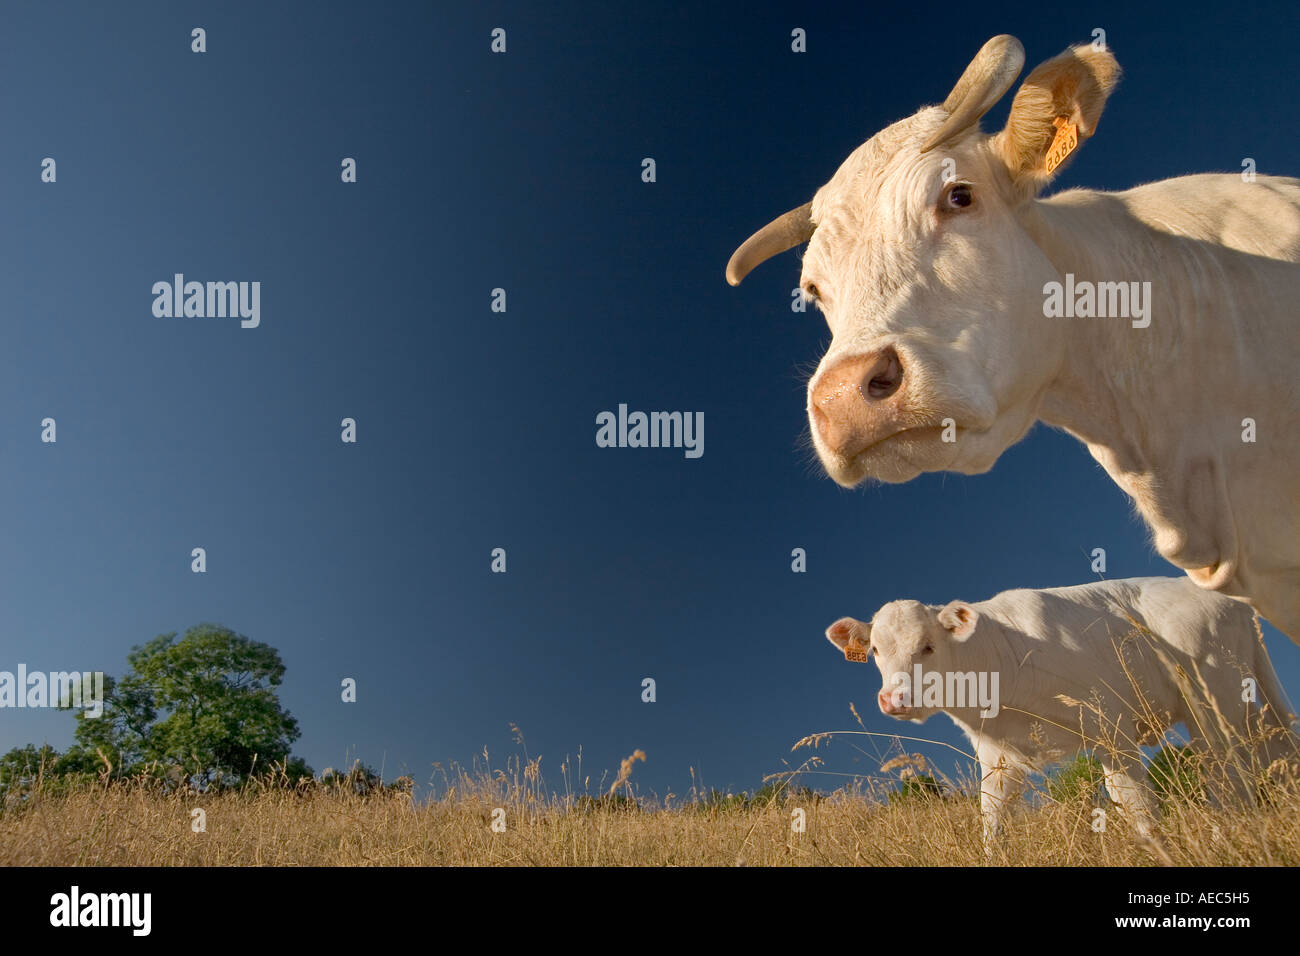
[1045,116,1079,174]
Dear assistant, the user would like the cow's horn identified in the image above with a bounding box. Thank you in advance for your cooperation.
[726,201,814,286]
[920,35,1025,153]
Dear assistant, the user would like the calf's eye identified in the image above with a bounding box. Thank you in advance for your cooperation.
[804,282,821,300]
[922,644,935,655]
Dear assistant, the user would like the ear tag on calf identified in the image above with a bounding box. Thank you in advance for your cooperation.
[1045,116,1079,174]
[843,639,869,663]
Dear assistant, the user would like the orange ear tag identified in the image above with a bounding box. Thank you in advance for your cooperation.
[843,639,869,663]
[1045,116,1079,174]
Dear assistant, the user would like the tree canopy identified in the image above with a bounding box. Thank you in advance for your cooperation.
[3,624,310,794]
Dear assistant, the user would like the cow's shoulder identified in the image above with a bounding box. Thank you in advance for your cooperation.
[1127,174,1300,260]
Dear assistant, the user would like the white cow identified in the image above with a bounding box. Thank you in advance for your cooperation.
[729,36,1300,642]
[824,576,1295,848]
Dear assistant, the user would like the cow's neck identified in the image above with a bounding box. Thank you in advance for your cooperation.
[1021,195,1190,457]
[1016,194,1252,590]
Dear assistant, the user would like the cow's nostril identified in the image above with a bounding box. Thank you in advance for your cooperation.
[866,350,903,400]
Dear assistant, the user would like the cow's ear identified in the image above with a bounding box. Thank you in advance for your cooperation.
[826,617,871,662]
[936,602,979,640]
[992,42,1120,196]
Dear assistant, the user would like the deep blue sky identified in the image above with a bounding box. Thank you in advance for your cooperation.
[2,0,1298,799]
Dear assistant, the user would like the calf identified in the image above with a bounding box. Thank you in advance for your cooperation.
[825,576,1294,848]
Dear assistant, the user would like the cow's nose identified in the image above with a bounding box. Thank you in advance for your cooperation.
[878,690,901,715]
[810,349,904,458]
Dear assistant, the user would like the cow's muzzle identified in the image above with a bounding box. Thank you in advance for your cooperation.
[810,348,906,460]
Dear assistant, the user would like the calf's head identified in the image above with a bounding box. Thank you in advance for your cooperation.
[727,36,1120,486]
[826,599,980,721]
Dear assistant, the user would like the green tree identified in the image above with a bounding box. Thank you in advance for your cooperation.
[1047,753,1105,804]
[64,624,306,786]
[1148,745,1202,805]
[750,781,816,805]
[888,774,946,804]
[0,744,62,802]
[689,781,819,814]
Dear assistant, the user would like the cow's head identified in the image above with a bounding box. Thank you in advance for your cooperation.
[826,599,979,721]
[728,36,1120,485]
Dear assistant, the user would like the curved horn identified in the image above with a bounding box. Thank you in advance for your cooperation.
[920,35,1025,153]
[725,201,814,286]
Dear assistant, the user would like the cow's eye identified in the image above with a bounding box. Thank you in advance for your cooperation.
[804,282,821,301]
[944,183,973,210]
[922,644,935,655]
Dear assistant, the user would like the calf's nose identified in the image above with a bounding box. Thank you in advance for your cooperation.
[878,690,904,715]
[809,349,904,458]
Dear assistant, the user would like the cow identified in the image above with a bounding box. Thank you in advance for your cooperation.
[824,576,1295,850]
[727,35,1300,643]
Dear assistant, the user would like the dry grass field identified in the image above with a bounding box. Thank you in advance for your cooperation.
[4,734,1300,866]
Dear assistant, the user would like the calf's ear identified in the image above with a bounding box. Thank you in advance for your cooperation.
[936,602,979,640]
[992,42,1120,197]
[826,617,871,662]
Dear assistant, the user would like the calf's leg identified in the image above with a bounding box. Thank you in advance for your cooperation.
[1097,749,1173,862]
[977,747,1025,859]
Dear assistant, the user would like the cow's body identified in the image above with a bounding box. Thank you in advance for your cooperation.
[728,36,1300,643]
[825,576,1295,848]
[1029,174,1300,641]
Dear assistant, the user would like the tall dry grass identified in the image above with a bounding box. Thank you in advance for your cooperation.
[5,621,1298,866]
[2,736,1299,866]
